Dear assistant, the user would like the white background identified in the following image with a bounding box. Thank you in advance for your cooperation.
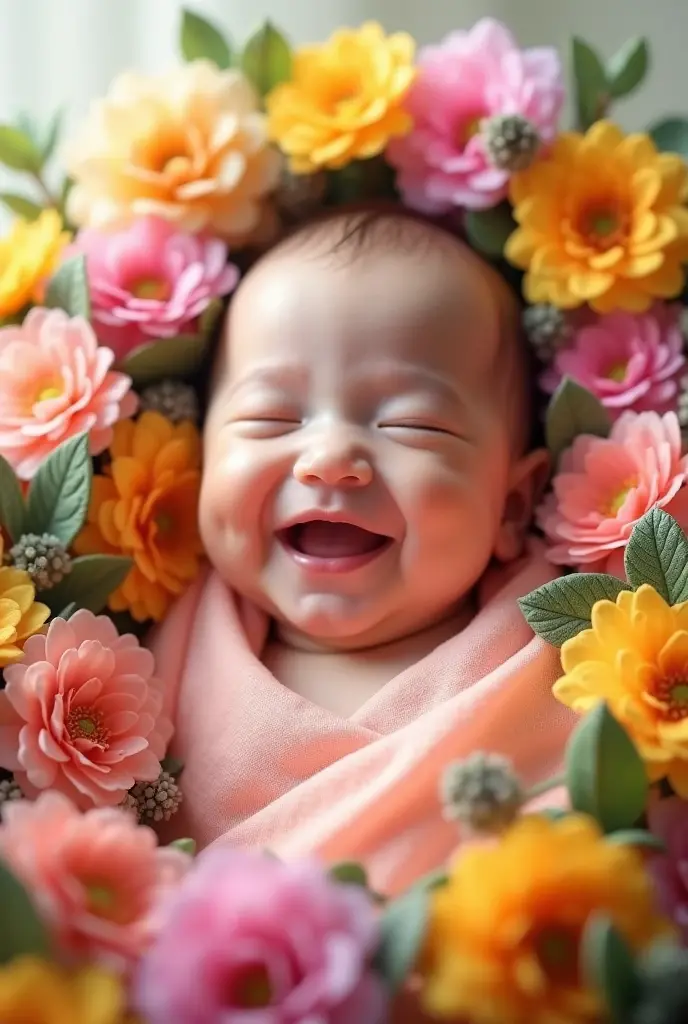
[0,0,685,214]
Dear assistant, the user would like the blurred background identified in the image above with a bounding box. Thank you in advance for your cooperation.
[0,0,686,131]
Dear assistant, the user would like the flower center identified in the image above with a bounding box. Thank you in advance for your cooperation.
[606,361,628,383]
[83,880,136,925]
[66,706,110,749]
[227,963,272,1009]
[577,198,628,250]
[602,480,635,517]
[456,115,484,148]
[130,276,171,301]
[532,924,580,985]
[155,510,175,535]
[651,674,688,721]
[34,380,63,404]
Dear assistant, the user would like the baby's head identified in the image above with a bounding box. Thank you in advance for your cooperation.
[200,207,547,651]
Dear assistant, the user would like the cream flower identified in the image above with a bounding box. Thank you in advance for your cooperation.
[63,60,281,246]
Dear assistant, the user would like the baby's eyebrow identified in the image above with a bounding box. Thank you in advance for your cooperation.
[352,362,465,406]
[224,363,306,400]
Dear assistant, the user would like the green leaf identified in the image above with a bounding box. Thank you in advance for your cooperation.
[120,332,212,385]
[518,573,630,647]
[40,108,63,164]
[25,432,92,546]
[464,204,516,259]
[170,837,196,856]
[624,508,688,604]
[0,192,44,220]
[42,555,133,616]
[240,21,293,98]
[0,454,26,542]
[605,828,666,852]
[545,377,611,464]
[565,703,649,833]
[648,117,688,157]
[56,601,77,620]
[329,862,369,888]
[607,38,650,99]
[539,808,570,821]
[0,857,51,964]
[374,886,429,994]
[582,915,641,1022]
[0,124,42,172]
[572,38,609,129]
[180,8,231,69]
[161,756,184,778]
[44,254,91,320]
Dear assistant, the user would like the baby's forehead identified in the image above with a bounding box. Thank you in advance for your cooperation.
[220,213,511,382]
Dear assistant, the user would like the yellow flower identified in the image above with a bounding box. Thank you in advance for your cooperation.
[64,61,281,246]
[73,411,204,622]
[420,815,670,1024]
[554,584,688,796]
[0,535,50,667]
[505,121,688,313]
[266,21,416,174]
[0,209,70,319]
[0,958,140,1023]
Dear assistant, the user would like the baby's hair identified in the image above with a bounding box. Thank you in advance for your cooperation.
[202,202,540,453]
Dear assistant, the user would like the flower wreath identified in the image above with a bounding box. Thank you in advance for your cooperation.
[0,10,688,1024]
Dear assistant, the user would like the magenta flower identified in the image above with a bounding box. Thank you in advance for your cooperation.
[386,18,563,212]
[66,216,240,361]
[541,308,685,420]
[133,848,387,1024]
[647,796,688,943]
[536,411,688,574]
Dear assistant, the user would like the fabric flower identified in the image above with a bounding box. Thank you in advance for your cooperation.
[0,306,137,480]
[0,535,50,667]
[73,411,203,622]
[419,814,671,1024]
[506,121,688,313]
[133,847,387,1024]
[0,609,173,807]
[541,307,685,419]
[65,216,239,362]
[647,796,688,943]
[64,60,281,246]
[266,21,416,174]
[554,585,688,797]
[386,18,563,213]
[0,792,190,969]
[0,209,70,319]
[537,410,688,573]
[0,958,139,1024]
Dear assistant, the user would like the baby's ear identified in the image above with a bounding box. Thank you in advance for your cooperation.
[493,448,550,563]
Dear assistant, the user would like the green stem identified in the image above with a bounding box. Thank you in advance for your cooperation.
[31,170,58,209]
[525,772,567,802]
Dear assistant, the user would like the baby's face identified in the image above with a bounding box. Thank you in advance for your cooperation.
[201,223,540,651]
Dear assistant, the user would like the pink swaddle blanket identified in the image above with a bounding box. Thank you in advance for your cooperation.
[150,539,575,895]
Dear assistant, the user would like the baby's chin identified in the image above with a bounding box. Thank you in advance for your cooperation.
[268,591,395,651]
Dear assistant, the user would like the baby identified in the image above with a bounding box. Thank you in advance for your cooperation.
[152,206,574,895]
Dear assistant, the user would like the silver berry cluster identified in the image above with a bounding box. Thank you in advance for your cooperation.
[121,769,183,824]
[7,533,72,591]
[483,114,541,172]
[440,751,524,833]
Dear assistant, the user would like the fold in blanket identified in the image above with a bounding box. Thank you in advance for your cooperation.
[150,539,575,896]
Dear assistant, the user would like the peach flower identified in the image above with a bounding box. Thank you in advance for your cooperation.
[64,60,281,246]
[0,307,137,480]
[537,410,688,573]
[0,610,173,808]
[0,791,190,970]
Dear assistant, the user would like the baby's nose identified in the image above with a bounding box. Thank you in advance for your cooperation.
[293,436,373,488]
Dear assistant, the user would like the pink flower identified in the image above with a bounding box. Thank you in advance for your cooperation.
[647,796,688,943]
[66,216,240,362]
[386,18,563,212]
[541,308,685,420]
[0,610,173,808]
[0,307,137,479]
[0,791,190,969]
[537,411,688,573]
[133,847,387,1024]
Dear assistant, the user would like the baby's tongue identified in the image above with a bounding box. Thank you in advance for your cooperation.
[294,521,383,558]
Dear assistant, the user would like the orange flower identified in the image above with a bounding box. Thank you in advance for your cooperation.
[419,814,671,1024]
[266,22,416,174]
[64,61,281,246]
[505,121,688,313]
[73,411,204,622]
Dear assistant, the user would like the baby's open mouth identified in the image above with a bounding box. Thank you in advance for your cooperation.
[278,521,392,563]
